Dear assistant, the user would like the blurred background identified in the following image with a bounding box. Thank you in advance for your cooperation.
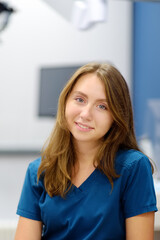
[0,0,159,239]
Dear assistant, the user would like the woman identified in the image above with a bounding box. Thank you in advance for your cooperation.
[15,63,157,240]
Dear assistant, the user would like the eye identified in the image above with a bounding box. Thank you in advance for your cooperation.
[75,97,84,103]
[98,104,107,110]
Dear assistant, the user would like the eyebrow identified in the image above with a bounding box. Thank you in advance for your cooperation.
[72,91,108,102]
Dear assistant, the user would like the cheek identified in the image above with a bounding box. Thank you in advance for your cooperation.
[101,114,114,132]
[108,115,114,128]
[108,114,114,125]
[65,104,70,122]
[65,103,79,122]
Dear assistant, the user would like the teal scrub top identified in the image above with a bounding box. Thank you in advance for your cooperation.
[16,149,157,239]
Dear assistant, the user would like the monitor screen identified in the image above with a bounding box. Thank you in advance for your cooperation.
[38,65,81,117]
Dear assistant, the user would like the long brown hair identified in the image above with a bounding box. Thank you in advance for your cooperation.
[37,63,146,197]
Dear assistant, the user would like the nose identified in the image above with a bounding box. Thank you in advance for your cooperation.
[79,104,93,121]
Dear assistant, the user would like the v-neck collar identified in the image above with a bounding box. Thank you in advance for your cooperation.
[72,168,98,192]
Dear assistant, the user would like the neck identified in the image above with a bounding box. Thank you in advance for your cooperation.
[73,140,99,168]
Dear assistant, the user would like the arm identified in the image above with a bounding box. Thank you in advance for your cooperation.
[126,211,155,240]
[14,216,43,240]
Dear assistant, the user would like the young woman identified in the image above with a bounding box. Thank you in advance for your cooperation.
[15,63,157,240]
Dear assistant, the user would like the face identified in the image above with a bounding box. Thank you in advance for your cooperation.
[65,73,114,147]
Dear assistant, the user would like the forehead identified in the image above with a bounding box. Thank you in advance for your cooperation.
[72,73,106,98]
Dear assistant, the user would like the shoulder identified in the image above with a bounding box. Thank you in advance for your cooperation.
[28,157,41,172]
[17,157,44,220]
[114,150,157,218]
[115,149,151,174]
[26,157,42,185]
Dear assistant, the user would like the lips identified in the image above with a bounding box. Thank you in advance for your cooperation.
[76,122,94,129]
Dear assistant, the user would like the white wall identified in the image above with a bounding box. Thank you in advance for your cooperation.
[0,0,133,151]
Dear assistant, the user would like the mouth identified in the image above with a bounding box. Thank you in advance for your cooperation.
[75,122,94,130]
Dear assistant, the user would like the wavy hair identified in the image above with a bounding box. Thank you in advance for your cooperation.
[37,63,150,197]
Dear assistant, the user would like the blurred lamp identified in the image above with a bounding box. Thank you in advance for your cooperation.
[0,2,15,33]
[71,0,108,30]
